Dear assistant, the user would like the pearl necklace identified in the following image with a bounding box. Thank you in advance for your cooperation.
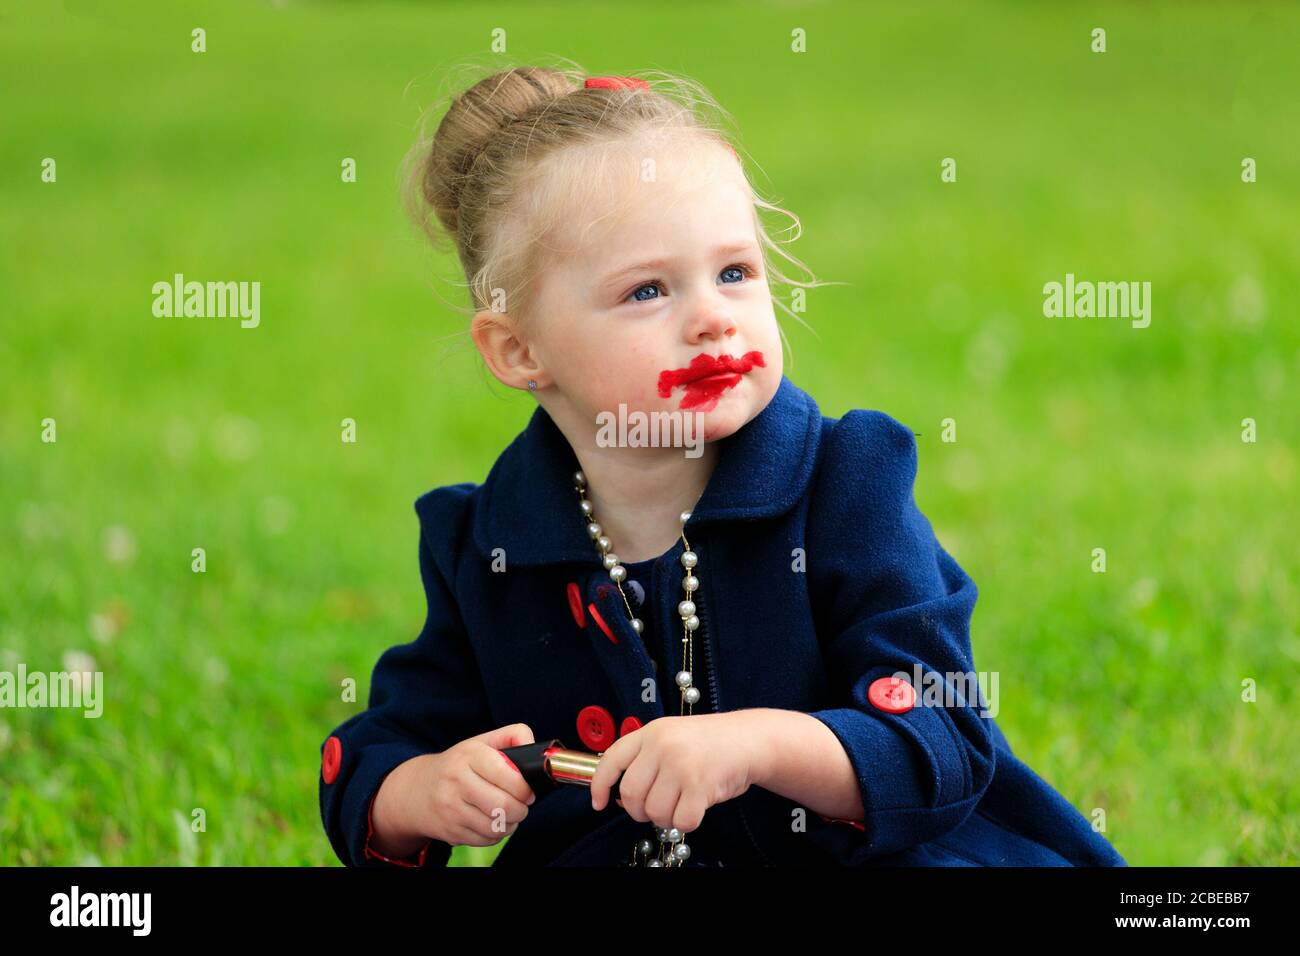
[572,468,702,867]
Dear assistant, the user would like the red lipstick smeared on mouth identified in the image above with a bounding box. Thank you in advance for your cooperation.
[657,351,765,412]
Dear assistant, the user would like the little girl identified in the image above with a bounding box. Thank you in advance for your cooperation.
[318,64,1126,867]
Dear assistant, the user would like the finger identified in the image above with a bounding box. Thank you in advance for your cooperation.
[447,798,492,846]
[643,777,682,831]
[618,760,661,823]
[672,792,708,834]
[479,745,536,806]
[590,738,636,811]
[451,798,521,847]
[476,722,535,750]
[439,798,488,846]
[464,774,530,828]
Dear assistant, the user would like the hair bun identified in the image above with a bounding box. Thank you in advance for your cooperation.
[417,67,576,239]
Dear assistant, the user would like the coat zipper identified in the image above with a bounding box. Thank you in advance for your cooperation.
[692,552,720,717]
[689,530,772,865]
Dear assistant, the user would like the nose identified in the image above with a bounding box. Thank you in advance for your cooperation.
[684,294,737,345]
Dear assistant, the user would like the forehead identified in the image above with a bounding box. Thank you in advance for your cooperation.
[545,132,755,264]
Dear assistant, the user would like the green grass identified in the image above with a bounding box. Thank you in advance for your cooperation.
[1,0,1296,866]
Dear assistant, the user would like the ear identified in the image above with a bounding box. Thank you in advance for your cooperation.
[470,310,546,390]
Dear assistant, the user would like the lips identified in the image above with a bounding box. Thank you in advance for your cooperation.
[658,350,765,411]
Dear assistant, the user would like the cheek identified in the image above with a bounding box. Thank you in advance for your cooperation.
[757,345,782,381]
[739,347,782,408]
[751,328,783,378]
[575,344,663,409]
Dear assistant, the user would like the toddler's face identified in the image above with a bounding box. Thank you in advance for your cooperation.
[526,133,783,446]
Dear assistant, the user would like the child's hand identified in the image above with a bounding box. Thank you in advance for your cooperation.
[587,713,759,833]
[374,723,538,851]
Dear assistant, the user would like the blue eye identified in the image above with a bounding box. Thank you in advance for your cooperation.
[624,264,756,303]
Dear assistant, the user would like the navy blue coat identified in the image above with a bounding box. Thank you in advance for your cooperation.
[319,375,1127,867]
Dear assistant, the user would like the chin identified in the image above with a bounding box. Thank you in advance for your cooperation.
[696,395,759,444]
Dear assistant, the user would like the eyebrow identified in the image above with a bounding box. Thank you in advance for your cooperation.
[597,240,761,291]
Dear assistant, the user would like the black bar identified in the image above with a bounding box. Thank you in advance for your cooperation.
[0,866,1287,940]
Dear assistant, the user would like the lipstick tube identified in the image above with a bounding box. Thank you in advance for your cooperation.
[499,739,622,802]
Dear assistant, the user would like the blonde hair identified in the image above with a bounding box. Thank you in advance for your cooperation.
[400,57,834,362]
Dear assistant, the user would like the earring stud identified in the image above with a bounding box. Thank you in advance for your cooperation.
[527,379,538,391]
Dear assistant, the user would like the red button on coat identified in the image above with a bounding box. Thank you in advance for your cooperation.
[619,715,643,737]
[867,677,916,714]
[566,582,585,627]
[576,705,616,752]
[322,735,342,784]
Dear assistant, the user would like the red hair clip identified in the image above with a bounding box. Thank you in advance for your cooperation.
[584,75,649,90]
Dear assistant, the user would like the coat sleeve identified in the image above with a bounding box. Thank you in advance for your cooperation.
[803,410,997,862]
[318,485,495,867]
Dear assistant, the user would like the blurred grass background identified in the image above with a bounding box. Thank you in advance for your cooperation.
[1,0,1297,866]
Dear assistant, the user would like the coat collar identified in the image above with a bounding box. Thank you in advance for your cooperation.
[471,374,823,567]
